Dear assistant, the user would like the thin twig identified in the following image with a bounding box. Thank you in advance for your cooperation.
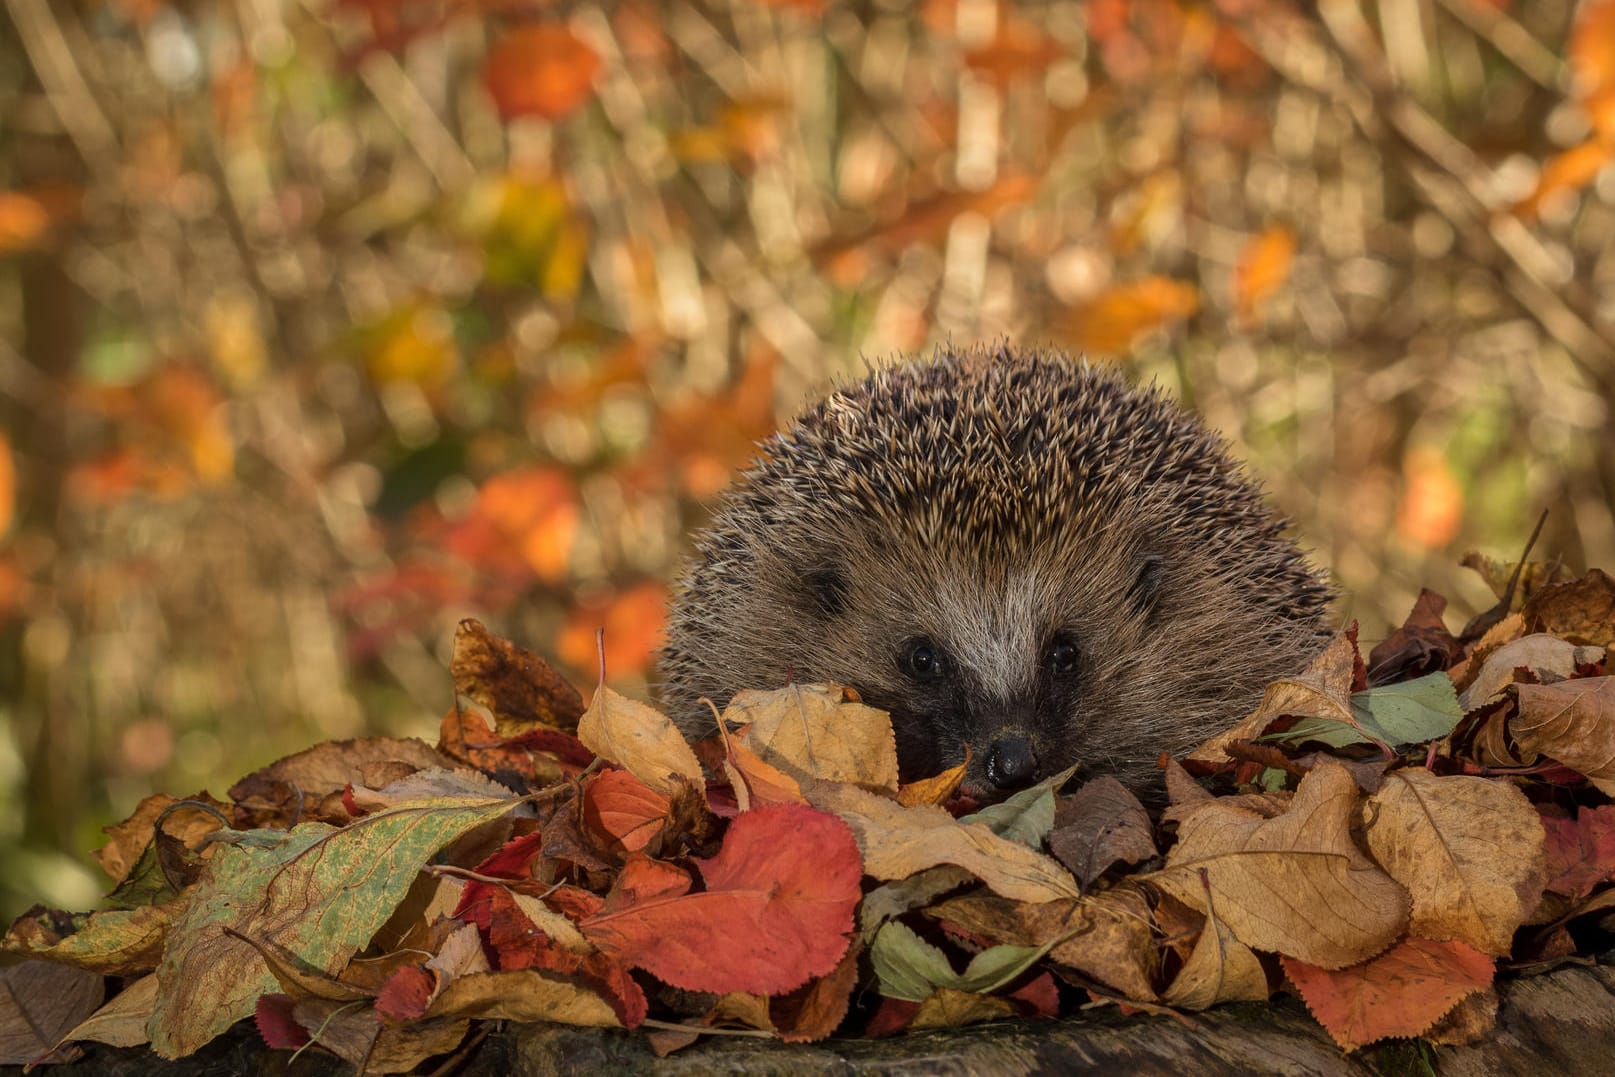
[1433,0,1567,93]
[5,0,118,161]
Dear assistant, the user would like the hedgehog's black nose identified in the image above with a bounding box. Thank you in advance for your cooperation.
[986,734,1036,790]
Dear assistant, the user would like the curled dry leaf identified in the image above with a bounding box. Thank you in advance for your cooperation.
[1283,936,1494,1052]
[1540,805,1615,898]
[1523,568,1615,648]
[1188,632,1357,764]
[897,757,968,807]
[926,887,1158,1002]
[1152,762,1410,969]
[1161,891,1270,1011]
[59,973,159,1051]
[1361,770,1546,956]
[804,779,1080,904]
[451,619,585,733]
[1513,676,1615,796]
[576,685,705,797]
[1457,635,1604,712]
[728,683,900,795]
[4,900,181,977]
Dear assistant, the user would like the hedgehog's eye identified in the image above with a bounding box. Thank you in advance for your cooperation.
[1047,635,1080,676]
[902,638,945,681]
[1130,553,1166,614]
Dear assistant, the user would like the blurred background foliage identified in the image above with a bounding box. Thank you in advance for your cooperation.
[2,0,1614,919]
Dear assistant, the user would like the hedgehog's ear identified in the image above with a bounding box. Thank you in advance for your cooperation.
[1130,553,1166,617]
[802,564,850,617]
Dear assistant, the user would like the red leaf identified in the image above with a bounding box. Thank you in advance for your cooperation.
[584,768,672,854]
[484,24,601,122]
[604,852,692,913]
[477,885,648,1027]
[1541,805,1615,898]
[374,964,436,1022]
[580,803,861,995]
[1283,937,1495,1051]
[253,994,309,1050]
[1008,971,1061,1019]
[863,997,919,1038]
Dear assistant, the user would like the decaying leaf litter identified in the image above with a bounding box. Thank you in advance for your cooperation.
[5,563,1615,1069]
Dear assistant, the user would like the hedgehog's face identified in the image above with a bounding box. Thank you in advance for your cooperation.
[793,540,1177,801]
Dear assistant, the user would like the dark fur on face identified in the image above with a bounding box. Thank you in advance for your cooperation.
[657,345,1332,799]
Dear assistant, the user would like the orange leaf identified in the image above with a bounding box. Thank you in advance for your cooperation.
[557,580,667,679]
[1283,937,1495,1051]
[1234,226,1296,325]
[0,191,50,252]
[1512,140,1611,219]
[1068,276,1199,355]
[1395,447,1463,550]
[580,803,861,995]
[584,769,672,854]
[964,22,1065,87]
[1571,0,1615,137]
[484,24,601,122]
[0,430,13,539]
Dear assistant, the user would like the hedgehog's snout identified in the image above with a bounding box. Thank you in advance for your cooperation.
[984,731,1037,791]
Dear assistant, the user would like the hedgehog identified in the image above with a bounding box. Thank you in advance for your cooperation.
[657,344,1332,799]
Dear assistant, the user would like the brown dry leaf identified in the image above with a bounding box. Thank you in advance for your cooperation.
[1524,568,1615,648]
[707,992,775,1032]
[1361,769,1546,956]
[451,619,585,733]
[1461,554,1570,607]
[228,737,452,811]
[1161,892,1270,1011]
[1188,632,1356,764]
[909,988,1016,1030]
[577,686,705,797]
[1422,986,1499,1047]
[928,886,1158,1002]
[804,780,1080,904]
[94,792,231,884]
[0,961,102,1065]
[289,999,468,1075]
[1152,762,1410,969]
[58,972,158,1050]
[1514,677,1615,795]
[771,941,861,1043]
[897,757,968,807]
[1457,634,1604,712]
[728,684,900,795]
[4,900,182,976]
[1048,776,1157,887]
[423,969,621,1026]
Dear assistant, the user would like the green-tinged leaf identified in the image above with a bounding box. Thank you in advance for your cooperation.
[870,921,1042,1002]
[1351,673,1463,745]
[962,763,1077,847]
[3,901,181,976]
[871,921,967,1002]
[148,795,522,1059]
[1264,673,1462,749]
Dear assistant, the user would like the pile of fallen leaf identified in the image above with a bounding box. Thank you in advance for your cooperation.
[5,561,1615,1071]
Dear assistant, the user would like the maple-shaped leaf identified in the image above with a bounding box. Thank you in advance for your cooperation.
[1540,805,1615,898]
[483,24,601,122]
[805,779,1079,904]
[576,685,705,797]
[580,803,860,995]
[451,619,585,733]
[728,683,900,795]
[1283,936,1494,1051]
[1513,677,1615,795]
[1152,761,1410,969]
[148,795,524,1058]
